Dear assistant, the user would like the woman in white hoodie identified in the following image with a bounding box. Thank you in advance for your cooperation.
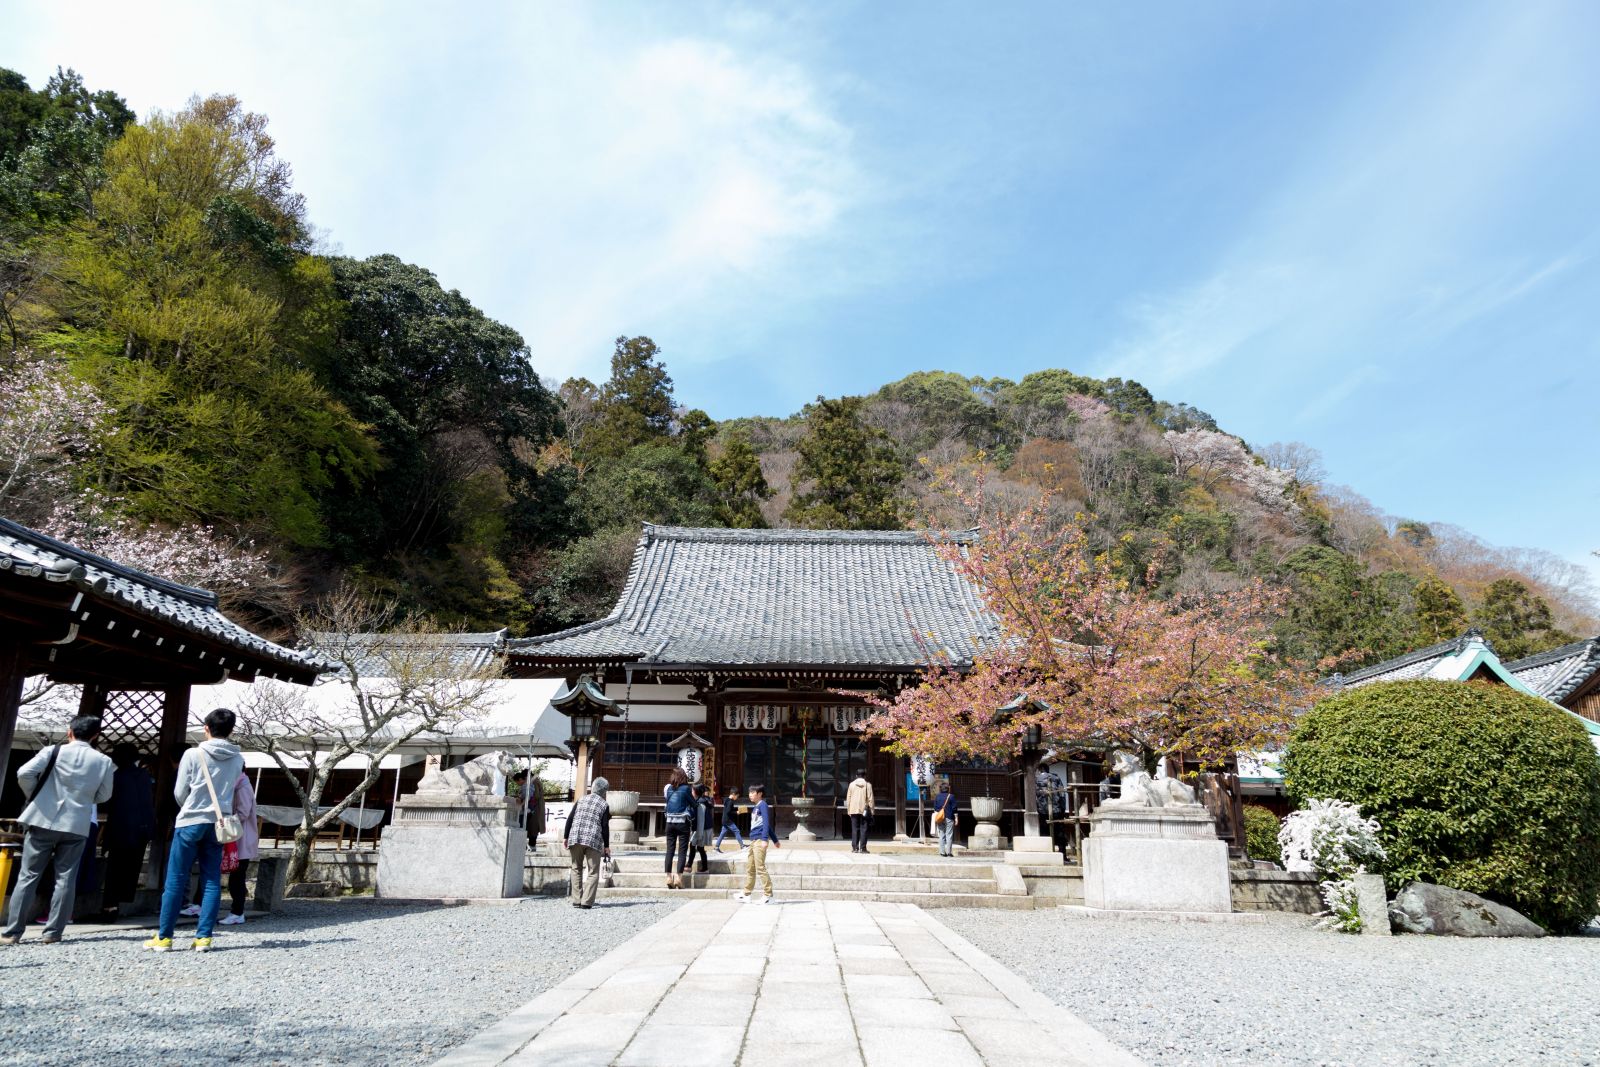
[144,708,244,953]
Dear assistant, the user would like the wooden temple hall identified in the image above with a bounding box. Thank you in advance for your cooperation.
[508,524,1027,840]
[0,518,324,868]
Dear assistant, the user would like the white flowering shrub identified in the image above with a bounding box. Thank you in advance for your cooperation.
[1279,797,1386,878]
[1281,798,1387,934]
[1318,878,1362,933]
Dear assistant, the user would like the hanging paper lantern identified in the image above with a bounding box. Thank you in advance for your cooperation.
[912,754,934,787]
[741,706,759,730]
[724,705,741,731]
[678,747,702,784]
[760,705,779,731]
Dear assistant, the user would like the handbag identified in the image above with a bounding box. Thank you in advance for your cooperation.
[199,752,244,845]
[933,807,946,825]
[220,841,240,873]
[599,854,616,887]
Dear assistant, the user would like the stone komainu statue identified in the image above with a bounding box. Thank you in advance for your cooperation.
[1099,749,1201,810]
[415,751,520,795]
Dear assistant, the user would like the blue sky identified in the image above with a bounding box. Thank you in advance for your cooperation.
[7,1,1597,581]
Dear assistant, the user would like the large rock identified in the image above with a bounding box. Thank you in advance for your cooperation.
[1388,882,1545,937]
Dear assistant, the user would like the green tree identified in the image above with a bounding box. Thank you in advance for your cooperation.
[1472,578,1573,660]
[1412,574,1467,644]
[320,253,564,558]
[873,370,1006,452]
[709,429,772,528]
[784,395,906,529]
[676,408,715,467]
[582,336,676,460]
[1,68,135,357]
[47,95,375,545]
[1275,547,1416,667]
[572,443,719,533]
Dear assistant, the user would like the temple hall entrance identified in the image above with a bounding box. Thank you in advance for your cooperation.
[740,734,868,803]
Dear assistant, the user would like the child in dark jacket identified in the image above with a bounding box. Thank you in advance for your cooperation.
[714,786,746,851]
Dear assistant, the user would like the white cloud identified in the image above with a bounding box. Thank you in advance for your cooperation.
[4,2,869,381]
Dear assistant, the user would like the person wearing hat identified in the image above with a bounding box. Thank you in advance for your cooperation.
[563,776,612,910]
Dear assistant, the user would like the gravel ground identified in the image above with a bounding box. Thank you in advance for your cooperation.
[0,896,679,1066]
[940,909,1600,1067]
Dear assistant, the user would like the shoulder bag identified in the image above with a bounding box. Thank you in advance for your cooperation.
[25,744,63,805]
[200,752,244,844]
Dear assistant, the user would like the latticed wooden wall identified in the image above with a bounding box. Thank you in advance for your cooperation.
[98,689,167,757]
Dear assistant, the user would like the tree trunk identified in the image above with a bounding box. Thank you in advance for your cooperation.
[287,824,317,885]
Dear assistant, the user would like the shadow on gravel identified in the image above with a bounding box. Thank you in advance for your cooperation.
[220,937,357,951]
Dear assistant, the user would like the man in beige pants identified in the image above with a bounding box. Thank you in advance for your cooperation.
[564,777,612,909]
[734,784,779,903]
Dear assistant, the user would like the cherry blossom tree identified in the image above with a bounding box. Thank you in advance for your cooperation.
[0,356,109,526]
[1163,427,1296,511]
[861,477,1308,771]
[1,354,275,596]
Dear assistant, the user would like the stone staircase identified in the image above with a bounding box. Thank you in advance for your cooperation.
[598,853,1037,909]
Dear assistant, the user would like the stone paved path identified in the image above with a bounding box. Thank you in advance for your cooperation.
[435,899,1143,1067]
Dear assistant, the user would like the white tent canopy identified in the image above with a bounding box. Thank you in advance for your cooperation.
[16,675,572,764]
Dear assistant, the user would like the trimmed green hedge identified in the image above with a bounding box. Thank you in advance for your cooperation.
[1284,679,1600,933]
[1241,804,1281,862]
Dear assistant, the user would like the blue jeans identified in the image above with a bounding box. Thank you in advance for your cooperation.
[714,823,745,848]
[159,822,222,939]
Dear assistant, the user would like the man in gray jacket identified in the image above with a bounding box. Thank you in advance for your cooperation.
[2,715,115,945]
[145,707,245,952]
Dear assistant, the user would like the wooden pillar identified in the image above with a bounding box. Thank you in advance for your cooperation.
[77,683,107,719]
[574,739,591,795]
[149,685,191,883]
[0,640,26,791]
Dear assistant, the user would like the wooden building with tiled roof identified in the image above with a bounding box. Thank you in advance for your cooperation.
[1508,637,1600,724]
[0,516,327,869]
[506,524,1003,836]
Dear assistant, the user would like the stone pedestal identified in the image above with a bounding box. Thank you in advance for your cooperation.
[788,797,818,843]
[608,790,640,846]
[969,797,1003,851]
[377,794,526,899]
[1004,833,1064,866]
[1081,806,1231,913]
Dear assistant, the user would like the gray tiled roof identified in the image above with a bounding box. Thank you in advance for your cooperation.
[1507,638,1600,703]
[508,525,998,670]
[0,516,325,681]
[1328,633,1476,688]
[310,630,505,678]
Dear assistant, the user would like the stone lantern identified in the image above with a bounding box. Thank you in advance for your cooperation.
[996,693,1062,866]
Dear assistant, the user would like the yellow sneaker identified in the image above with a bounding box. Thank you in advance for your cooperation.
[143,935,172,952]
[192,937,213,952]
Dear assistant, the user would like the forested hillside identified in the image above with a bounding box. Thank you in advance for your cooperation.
[3,69,1592,670]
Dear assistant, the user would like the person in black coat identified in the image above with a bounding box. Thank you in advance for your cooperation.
[99,744,155,919]
[689,784,715,873]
